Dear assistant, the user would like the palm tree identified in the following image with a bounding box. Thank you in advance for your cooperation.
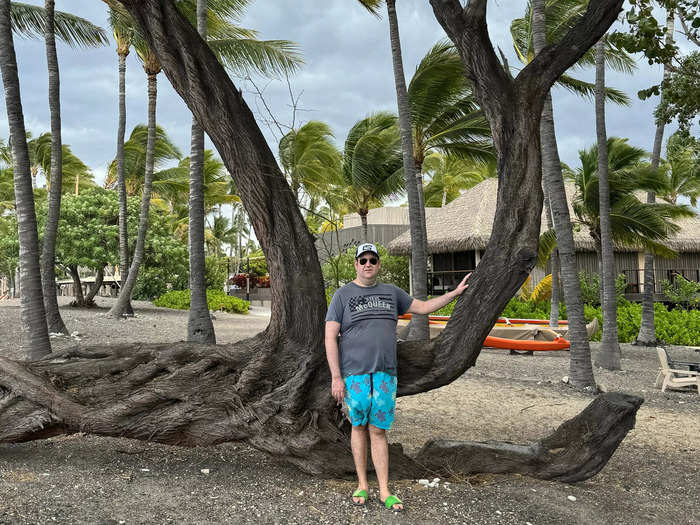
[408,41,494,175]
[355,0,428,339]
[28,133,94,194]
[7,1,106,339]
[423,154,494,207]
[659,145,700,206]
[638,11,675,346]
[279,120,343,206]
[568,137,695,274]
[516,0,635,388]
[340,113,404,240]
[205,215,236,257]
[594,36,620,370]
[107,4,134,315]
[187,0,214,343]
[105,125,182,196]
[40,0,106,334]
[0,1,50,358]
[108,39,162,317]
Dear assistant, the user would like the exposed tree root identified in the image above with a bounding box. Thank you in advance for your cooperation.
[0,345,642,482]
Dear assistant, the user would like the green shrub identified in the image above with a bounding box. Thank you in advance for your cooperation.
[661,275,700,306]
[205,256,228,290]
[584,301,700,345]
[154,289,249,314]
[245,249,268,277]
[653,304,700,346]
[578,272,628,306]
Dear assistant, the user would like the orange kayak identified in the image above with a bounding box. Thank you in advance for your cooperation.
[483,335,570,351]
[397,314,571,351]
[398,314,567,325]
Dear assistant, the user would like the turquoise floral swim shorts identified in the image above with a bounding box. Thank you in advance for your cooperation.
[343,372,397,430]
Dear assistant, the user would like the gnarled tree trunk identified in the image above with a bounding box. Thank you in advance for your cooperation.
[0,0,638,482]
[84,266,104,306]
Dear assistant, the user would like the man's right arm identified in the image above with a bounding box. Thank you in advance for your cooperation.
[325,321,344,404]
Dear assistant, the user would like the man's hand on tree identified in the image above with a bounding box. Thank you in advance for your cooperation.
[331,376,345,404]
[453,272,472,296]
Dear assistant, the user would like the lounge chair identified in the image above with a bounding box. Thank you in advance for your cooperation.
[655,347,700,394]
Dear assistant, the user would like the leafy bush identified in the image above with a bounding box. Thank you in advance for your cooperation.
[154,289,249,314]
[244,249,268,277]
[661,275,700,307]
[205,256,228,291]
[256,275,271,288]
[578,272,628,306]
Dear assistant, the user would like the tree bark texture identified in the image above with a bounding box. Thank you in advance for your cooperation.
[84,266,104,306]
[0,0,638,481]
[386,0,430,341]
[67,265,86,307]
[637,13,674,346]
[109,71,158,317]
[115,49,133,316]
[41,0,68,335]
[531,0,595,387]
[186,0,215,344]
[594,38,621,371]
[0,0,52,359]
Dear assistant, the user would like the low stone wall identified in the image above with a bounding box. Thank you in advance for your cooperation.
[228,287,272,305]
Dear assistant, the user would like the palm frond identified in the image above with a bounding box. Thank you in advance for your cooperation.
[11,2,108,47]
[556,74,631,106]
[209,37,302,76]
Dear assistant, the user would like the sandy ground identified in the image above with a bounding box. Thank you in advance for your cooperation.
[0,296,698,525]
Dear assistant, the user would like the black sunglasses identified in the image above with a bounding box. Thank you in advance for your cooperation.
[358,257,378,266]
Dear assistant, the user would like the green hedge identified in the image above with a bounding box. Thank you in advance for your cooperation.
[426,296,700,346]
[154,289,249,314]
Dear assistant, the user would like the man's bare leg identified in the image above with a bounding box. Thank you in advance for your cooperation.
[350,425,369,504]
[368,424,403,510]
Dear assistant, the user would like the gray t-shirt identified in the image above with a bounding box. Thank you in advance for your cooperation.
[325,281,414,377]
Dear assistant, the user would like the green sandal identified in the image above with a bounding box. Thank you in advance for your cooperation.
[381,494,403,511]
[351,489,368,506]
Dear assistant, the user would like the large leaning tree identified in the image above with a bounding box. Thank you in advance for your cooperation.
[0,0,642,482]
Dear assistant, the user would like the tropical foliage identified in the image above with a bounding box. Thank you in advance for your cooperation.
[567,137,696,258]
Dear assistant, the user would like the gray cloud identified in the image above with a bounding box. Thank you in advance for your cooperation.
[1,0,697,188]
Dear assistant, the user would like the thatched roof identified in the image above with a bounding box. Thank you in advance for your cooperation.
[388,178,700,255]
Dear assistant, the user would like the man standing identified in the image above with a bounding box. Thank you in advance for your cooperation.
[325,242,470,511]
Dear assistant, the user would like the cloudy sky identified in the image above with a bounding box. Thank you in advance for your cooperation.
[2,0,697,190]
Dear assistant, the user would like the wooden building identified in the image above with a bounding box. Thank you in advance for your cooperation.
[388,178,700,298]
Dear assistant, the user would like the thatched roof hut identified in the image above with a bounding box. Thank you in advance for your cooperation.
[388,178,700,255]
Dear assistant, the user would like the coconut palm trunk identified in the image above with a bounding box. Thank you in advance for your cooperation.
[115,30,134,315]
[0,0,51,359]
[594,37,621,370]
[386,0,429,340]
[41,0,68,335]
[532,0,595,387]
[109,63,159,317]
[187,0,215,343]
[637,12,674,345]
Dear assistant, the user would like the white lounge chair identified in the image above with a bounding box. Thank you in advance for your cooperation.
[655,347,699,394]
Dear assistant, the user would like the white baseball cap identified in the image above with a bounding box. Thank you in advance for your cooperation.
[355,243,380,259]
